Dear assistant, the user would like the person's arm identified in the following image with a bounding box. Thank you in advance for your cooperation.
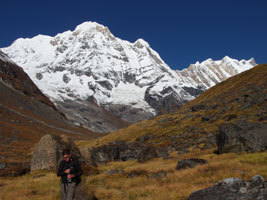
[57,161,66,177]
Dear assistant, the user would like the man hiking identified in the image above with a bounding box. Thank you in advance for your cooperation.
[57,149,82,200]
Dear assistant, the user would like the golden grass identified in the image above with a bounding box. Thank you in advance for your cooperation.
[82,150,267,200]
[76,64,267,151]
[1,150,267,200]
[1,65,266,199]
[0,171,61,200]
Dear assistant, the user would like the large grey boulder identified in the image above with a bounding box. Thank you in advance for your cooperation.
[88,140,168,166]
[31,134,84,171]
[187,175,267,200]
[216,121,267,154]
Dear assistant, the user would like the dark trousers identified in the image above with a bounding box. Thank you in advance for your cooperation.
[60,182,76,200]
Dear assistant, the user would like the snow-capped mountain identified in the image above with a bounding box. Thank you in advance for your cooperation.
[1,22,256,132]
[176,56,256,89]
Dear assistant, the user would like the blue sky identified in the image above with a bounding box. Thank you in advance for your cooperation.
[0,0,266,70]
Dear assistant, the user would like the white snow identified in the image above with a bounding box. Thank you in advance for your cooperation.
[0,21,257,114]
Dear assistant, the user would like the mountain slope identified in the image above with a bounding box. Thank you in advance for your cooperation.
[1,21,256,132]
[0,51,100,176]
[80,64,267,151]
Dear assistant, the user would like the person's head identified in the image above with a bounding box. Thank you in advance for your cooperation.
[62,149,72,162]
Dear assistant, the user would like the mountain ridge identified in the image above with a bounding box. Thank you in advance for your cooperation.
[80,64,267,152]
[1,21,256,132]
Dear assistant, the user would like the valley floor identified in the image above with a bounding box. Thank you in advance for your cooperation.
[1,149,267,200]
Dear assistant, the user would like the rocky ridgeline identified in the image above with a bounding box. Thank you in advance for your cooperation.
[84,140,169,166]
[187,175,267,200]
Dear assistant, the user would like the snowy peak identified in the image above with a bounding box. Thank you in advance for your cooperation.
[1,21,257,132]
[178,56,257,89]
[75,21,113,34]
[134,38,150,48]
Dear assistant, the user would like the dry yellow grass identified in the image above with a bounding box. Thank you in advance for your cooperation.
[0,171,61,200]
[1,64,266,199]
[1,150,265,200]
[81,150,267,200]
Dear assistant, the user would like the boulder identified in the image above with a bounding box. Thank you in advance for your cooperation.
[89,140,168,166]
[216,121,267,154]
[31,134,84,171]
[106,169,124,176]
[176,158,208,170]
[187,175,267,200]
[0,163,7,170]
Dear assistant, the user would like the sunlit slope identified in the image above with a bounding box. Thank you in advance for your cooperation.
[79,64,267,150]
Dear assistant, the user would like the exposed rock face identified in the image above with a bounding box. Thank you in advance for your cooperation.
[216,121,267,154]
[55,100,130,133]
[1,22,256,132]
[31,134,83,171]
[0,50,56,109]
[187,175,267,200]
[88,140,168,166]
[175,158,208,170]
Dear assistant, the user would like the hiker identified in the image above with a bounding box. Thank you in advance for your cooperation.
[57,149,82,200]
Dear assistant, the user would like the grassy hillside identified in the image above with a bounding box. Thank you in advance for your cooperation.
[0,64,266,199]
[77,64,267,151]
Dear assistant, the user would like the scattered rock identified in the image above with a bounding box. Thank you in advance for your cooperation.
[190,103,206,112]
[176,158,208,170]
[31,134,84,171]
[127,169,148,178]
[147,170,168,179]
[178,150,189,155]
[225,114,238,121]
[187,175,267,200]
[201,115,214,122]
[0,163,7,170]
[216,121,267,154]
[136,135,155,142]
[2,163,31,177]
[106,169,124,176]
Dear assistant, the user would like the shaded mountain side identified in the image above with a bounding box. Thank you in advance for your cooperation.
[80,64,267,152]
[0,53,56,110]
[0,52,102,176]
